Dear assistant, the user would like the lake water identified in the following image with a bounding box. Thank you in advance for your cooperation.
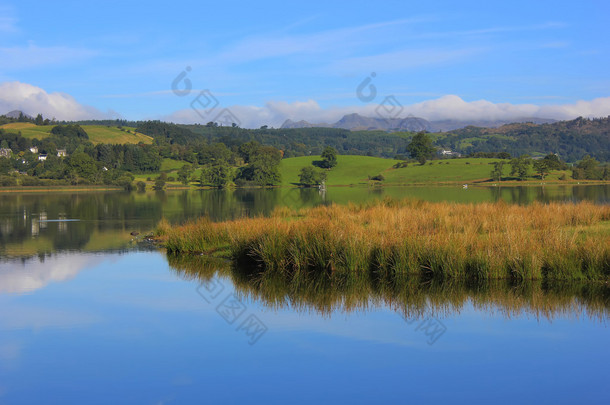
[0,185,609,404]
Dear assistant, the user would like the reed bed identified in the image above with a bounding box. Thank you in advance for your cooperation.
[157,198,610,281]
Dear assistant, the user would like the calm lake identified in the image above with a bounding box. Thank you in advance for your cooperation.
[0,185,609,404]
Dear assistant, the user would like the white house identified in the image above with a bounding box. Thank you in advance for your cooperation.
[440,149,461,157]
[38,154,47,161]
[57,149,67,157]
[29,146,38,154]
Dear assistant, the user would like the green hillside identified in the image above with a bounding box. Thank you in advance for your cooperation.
[0,123,153,144]
[281,155,572,186]
[280,155,401,186]
[382,158,502,183]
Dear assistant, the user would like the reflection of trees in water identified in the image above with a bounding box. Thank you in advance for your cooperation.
[486,184,610,205]
[0,192,164,256]
[167,253,610,321]
[573,185,610,203]
[183,188,282,222]
[298,187,324,207]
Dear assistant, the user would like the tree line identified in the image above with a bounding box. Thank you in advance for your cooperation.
[0,124,284,189]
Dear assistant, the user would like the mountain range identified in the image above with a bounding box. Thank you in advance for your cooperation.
[281,113,557,132]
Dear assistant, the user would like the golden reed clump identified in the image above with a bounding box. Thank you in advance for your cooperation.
[158,198,610,281]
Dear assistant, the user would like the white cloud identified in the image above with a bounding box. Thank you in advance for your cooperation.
[0,81,110,120]
[164,95,610,128]
[405,95,610,121]
[404,95,540,121]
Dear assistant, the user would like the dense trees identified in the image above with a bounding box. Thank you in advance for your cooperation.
[201,164,232,188]
[490,161,505,182]
[136,121,198,145]
[177,164,193,185]
[51,124,89,139]
[443,117,610,162]
[319,146,338,169]
[533,160,550,180]
[572,156,609,180]
[510,156,531,181]
[541,153,568,170]
[407,132,436,164]
[235,145,282,186]
[298,166,327,186]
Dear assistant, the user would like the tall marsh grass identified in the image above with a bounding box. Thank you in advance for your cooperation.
[158,198,610,281]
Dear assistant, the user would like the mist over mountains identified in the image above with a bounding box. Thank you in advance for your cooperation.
[281,113,557,132]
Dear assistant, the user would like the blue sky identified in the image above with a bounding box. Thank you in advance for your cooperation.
[0,0,609,127]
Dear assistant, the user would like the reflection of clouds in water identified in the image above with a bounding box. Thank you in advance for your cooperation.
[0,254,104,294]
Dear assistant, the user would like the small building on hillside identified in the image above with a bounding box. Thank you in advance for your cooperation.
[38,154,47,161]
[29,146,38,154]
[57,149,67,157]
[440,149,461,157]
[0,148,11,158]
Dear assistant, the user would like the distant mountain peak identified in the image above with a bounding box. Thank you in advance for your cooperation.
[4,110,33,119]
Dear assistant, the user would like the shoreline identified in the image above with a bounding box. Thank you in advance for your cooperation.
[2,179,608,193]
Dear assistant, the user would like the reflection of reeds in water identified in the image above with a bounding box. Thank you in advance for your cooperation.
[159,198,610,281]
[166,253,610,322]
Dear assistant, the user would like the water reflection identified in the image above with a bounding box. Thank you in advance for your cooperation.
[167,254,610,321]
[0,184,608,258]
[0,253,130,294]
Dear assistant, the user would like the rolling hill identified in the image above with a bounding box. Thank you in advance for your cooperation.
[279,155,538,186]
[0,123,153,144]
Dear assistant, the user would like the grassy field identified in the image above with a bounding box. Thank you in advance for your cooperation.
[157,199,610,282]
[0,123,153,144]
[281,155,402,186]
[1,122,53,139]
[281,155,576,186]
[132,155,584,190]
[281,155,502,186]
[160,158,188,172]
[81,125,153,144]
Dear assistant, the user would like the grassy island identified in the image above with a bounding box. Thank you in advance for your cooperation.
[157,199,610,281]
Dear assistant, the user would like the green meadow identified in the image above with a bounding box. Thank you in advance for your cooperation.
[280,155,572,186]
[0,123,153,145]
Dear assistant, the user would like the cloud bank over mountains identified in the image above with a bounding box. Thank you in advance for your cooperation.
[2,81,610,128]
[165,94,610,128]
[0,81,109,121]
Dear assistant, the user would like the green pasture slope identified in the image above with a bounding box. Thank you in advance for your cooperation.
[280,155,401,186]
[0,123,153,144]
[280,156,513,186]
